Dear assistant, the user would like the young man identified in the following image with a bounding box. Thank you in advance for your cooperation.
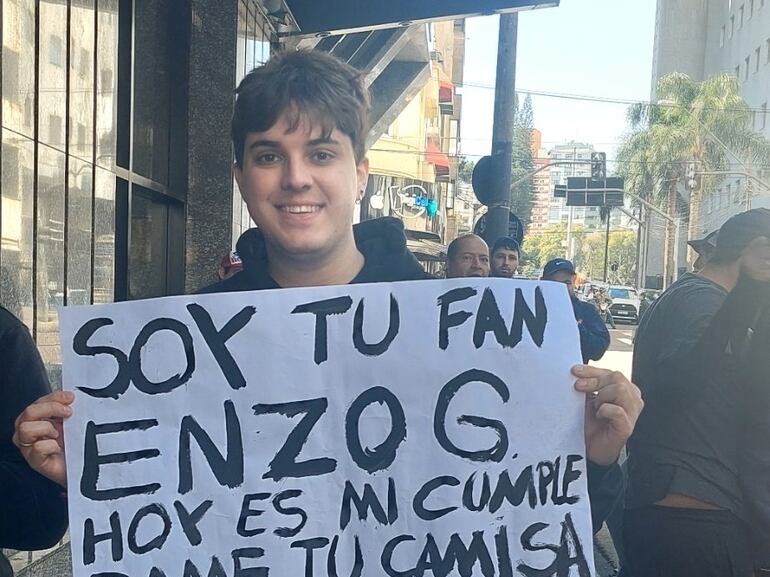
[444,233,490,278]
[624,208,770,577]
[0,306,68,577]
[541,258,611,364]
[490,236,520,278]
[14,49,641,534]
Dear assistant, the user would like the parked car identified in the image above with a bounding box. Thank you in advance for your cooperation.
[607,285,641,324]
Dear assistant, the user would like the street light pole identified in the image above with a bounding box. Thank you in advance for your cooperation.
[487,13,518,243]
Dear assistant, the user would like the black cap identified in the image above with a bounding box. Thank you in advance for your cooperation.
[491,236,520,255]
[687,230,718,255]
[542,258,575,278]
[711,208,770,262]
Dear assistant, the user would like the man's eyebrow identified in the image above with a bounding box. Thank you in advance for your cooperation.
[308,137,341,146]
[248,139,281,150]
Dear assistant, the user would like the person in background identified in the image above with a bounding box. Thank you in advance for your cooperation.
[444,234,490,278]
[624,208,770,577]
[687,230,719,273]
[489,236,520,278]
[217,251,243,281]
[1,306,68,577]
[542,258,611,363]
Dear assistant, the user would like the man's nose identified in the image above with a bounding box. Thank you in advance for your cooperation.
[282,156,313,191]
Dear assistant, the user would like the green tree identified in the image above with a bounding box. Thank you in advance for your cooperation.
[618,72,770,282]
[458,156,475,185]
[579,230,637,285]
[510,94,535,230]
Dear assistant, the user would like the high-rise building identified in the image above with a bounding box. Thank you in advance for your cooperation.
[547,142,603,229]
[648,0,770,283]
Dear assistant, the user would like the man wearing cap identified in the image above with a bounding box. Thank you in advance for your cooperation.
[490,236,520,278]
[444,234,490,278]
[624,208,770,577]
[542,258,611,364]
[217,251,244,281]
[687,230,719,272]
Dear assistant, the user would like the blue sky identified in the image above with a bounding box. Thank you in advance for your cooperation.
[460,0,657,167]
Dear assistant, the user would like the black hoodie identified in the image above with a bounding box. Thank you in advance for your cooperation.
[0,306,68,562]
[199,216,621,532]
[200,217,433,294]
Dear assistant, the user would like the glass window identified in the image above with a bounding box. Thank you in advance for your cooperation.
[132,0,170,185]
[762,102,768,129]
[720,25,725,47]
[0,130,34,325]
[67,158,93,306]
[39,0,68,150]
[129,189,169,300]
[96,0,119,169]
[745,56,750,80]
[93,168,116,303]
[70,0,96,162]
[756,47,761,72]
[236,1,248,84]
[36,144,66,388]
[2,0,36,138]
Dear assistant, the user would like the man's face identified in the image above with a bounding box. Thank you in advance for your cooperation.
[545,270,576,297]
[491,248,519,278]
[740,236,770,282]
[234,112,368,261]
[446,237,490,278]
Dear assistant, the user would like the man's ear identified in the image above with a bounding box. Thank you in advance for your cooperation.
[356,157,370,195]
[233,162,244,195]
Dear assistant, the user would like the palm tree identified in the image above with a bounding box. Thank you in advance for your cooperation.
[618,72,770,280]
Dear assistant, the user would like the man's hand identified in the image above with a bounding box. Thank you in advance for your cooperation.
[13,390,74,488]
[572,365,643,466]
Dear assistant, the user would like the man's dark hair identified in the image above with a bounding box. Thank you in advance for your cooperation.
[232,50,371,166]
[491,236,520,257]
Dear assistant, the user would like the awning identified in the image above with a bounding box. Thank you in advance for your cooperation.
[425,141,449,169]
[282,0,559,37]
[439,80,454,104]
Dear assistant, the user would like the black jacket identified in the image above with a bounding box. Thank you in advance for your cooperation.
[201,217,622,532]
[200,217,433,294]
[0,306,68,555]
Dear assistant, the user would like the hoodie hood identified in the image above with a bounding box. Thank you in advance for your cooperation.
[199,217,431,293]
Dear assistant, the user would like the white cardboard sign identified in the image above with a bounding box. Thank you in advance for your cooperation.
[60,278,595,577]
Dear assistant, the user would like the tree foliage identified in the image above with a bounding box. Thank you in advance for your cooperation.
[617,72,770,281]
[510,94,535,230]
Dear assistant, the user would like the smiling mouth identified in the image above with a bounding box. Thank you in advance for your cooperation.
[278,205,322,214]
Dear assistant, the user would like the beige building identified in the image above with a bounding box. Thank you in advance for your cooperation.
[362,20,466,261]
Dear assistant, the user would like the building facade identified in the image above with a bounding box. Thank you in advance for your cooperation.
[648,0,770,283]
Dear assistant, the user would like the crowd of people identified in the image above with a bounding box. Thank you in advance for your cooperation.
[0,48,767,577]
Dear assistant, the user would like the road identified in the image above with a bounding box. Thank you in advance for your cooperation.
[591,324,636,377]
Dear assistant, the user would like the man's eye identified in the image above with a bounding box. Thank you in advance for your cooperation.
[255,153,280,165]
[312,150,334,162]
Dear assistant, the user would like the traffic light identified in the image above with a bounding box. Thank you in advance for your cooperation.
[591,152,606,180]
[686,162,699,190]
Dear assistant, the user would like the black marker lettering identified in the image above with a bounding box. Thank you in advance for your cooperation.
[73,318,130,399]
[83,511,123,565]
[127,503,172,555]
[352,295,399,356]
[81,419,160,501]
[173,499,213,546]
[413,476,460,521]
[129,318,195,395]
[178,400,243,494]
[187,304,256,389]
[292,296,353,364]
[253,398,336,481]
[437,287,477,350]
[345,387,406,474]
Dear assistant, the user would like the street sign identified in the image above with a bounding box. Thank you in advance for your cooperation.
[553,184,567,198]
[474,210,524,245]
[565,177,624,207]
[471,155,495,206]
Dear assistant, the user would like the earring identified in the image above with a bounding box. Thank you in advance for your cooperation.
[356,190,364,204]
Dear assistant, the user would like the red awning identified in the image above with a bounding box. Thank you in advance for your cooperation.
[439,80,454,104]
[425,141,450,169]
